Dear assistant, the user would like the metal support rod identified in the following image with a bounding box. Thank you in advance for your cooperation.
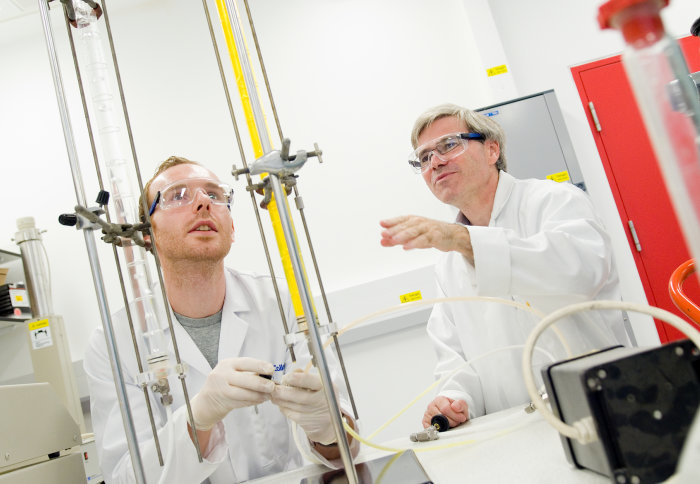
[62,5,164,463]
[293,186,358,420]
[241,0,284,142]
[83,231,148,483]
[37,1,147,481]
[239,0,356,416]
[215,1,357,479]
[200,0,295,362]
[223,0,270,152]
[114,249,164,466]
[40,0,86,208]
[268,176,358,483]
[100,0,204,461]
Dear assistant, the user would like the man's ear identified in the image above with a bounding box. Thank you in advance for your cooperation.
[143,234,153,253]
[486,140,500,166]
[231,221,235,243]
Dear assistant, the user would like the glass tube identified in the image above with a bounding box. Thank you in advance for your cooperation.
[73,1,166,359]
[600,0,700,263]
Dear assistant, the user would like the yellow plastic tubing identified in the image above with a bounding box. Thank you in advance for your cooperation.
[215,0,311,320]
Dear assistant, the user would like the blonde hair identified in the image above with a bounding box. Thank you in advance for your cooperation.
[411,103,507,172]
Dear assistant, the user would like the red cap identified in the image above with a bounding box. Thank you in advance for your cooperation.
[598,0,668,45]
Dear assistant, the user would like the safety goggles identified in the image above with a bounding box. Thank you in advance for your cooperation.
[149,177,233,216]
[408,132,485,173]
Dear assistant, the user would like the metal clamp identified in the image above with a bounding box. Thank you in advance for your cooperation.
[283,321,339,346]
[232,138,323,180]
[59,0,103,28]
[60,196,151,248]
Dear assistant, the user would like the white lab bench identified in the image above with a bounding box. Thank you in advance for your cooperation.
[248,406,609,483]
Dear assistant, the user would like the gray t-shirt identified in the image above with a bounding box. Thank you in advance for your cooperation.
[174,310,222,369]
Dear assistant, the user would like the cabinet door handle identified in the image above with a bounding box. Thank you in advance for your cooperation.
[628,220,642,252]
[588,101,602,132]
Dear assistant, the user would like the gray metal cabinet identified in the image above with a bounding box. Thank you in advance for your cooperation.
[477,90,586,191]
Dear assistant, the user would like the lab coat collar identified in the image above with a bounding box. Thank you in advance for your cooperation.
[165,268,251,376]
[217,269,250,362]
[455,170,515,226]
[488,170,515,225]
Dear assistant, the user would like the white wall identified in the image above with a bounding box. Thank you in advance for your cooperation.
[1,0,696,442]
[485,0,699,346]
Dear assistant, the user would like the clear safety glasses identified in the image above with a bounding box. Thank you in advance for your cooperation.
[408,132,485,173]
[149,177,234,216]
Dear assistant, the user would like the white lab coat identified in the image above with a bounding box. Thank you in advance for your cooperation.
[85,268,355,483]
[429,171,631,418]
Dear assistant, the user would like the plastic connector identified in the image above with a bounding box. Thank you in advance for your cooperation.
[409,426,439,442]
[573,417,598,445]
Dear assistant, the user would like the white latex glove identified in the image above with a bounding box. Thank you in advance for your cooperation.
[270,369,337,445]
[190,357,275,431]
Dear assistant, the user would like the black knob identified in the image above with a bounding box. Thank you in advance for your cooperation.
[431,414,450,432]
[96,190,110,206]
[58,214,78,227]
[691,17,700,37]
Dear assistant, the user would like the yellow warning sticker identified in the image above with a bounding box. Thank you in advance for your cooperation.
[29,319,50,331]
[486,64,508,77]
[546,171,571,183]
[400,291,423,303]
[29,319,53,349]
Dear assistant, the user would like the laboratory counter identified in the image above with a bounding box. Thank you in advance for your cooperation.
[248,406,609,483]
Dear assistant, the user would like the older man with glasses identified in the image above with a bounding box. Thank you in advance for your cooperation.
[381,104,630,430]
[85,156,357,484]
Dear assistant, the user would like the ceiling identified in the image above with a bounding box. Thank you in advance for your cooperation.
[0,0,149,24]
[0,0,38,23]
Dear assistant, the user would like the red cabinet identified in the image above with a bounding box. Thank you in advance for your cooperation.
[571,36,700,342]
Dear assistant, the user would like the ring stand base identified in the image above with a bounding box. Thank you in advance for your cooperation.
[299,450,433,484]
